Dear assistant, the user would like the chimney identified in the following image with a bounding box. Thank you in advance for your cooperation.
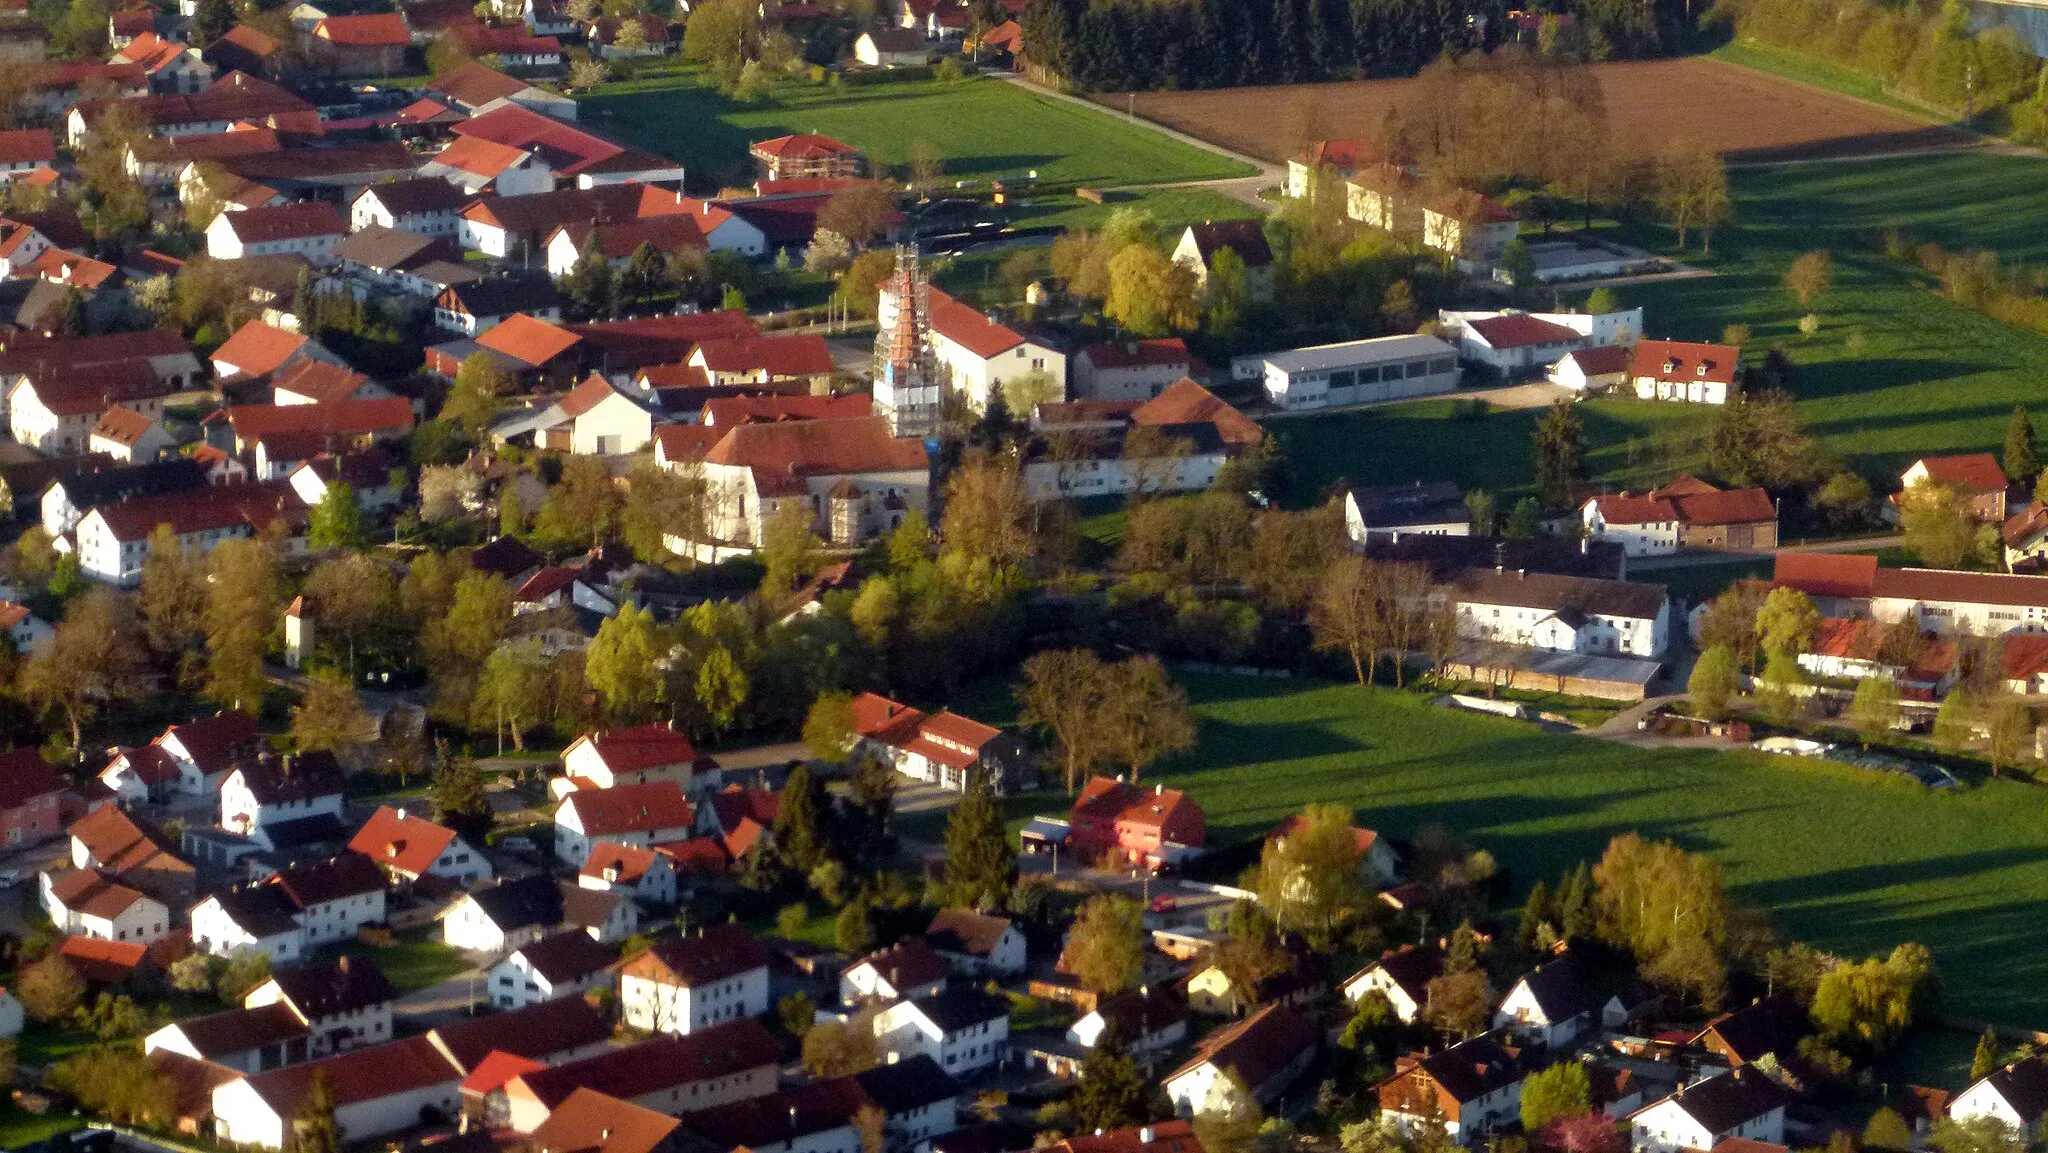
[1580,536,1588,555]
[395,807,406,821]
[1154,782,1162,795]
[1516,568,1525,580]
[1140,1130,1155,1145]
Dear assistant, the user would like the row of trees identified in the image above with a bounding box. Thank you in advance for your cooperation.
[1018,0,1691,93]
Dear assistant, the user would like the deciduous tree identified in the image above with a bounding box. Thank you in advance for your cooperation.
[292,669,371,757]
[1521,1060,1592,1131]
[2006,404,2040,483]
[587,602,668,724]
[1016,649,1113,792]
[816,181,898,247]
[309,482,365,551]
[1785,250,1832,310]
[1848,676,1900,748]
[15,954,83,1021]
[1102,654,1195,782]
[22,587,147,749]
[1065,894,1145,995]
[1900,480,1981,569]
[1104,243,1199,336]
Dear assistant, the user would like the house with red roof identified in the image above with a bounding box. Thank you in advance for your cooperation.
[452,103,680,189]
[1901,452,2012,522]
[750,133,864,181]
[271,357,389,406]
[0,129,55,180]
[310,13,409,75]
[562,724,707,793]
[617,923,772,1035]
[87,405,173,463]
[110,31,212,94]
[1068,775,1206,869]
[505,1023,777,1132]
[675,416,929,559]
[524,1088,685,1153]
[553,780,695,866]
[687,333,834,390]
[1071,338,1193,403]
[74,480,309,584]
[542,213,710,276]
[421,134,554,197]
[877,282,1065,412]
[1422,189,1520,269]
[423,59,579,119]
[1797,617,1957,700]
[207,397,416,472]
[100,711,264,801]
[1171,220,1274,296]
[468,311,585,388]
[851,692,1027,793]
[41,865,170,943]
[1287,136,1409,197]
[1024,377,1262,501]
[577,840,677,904]
[203,24,284,78]
[1582,475,1778,557]
[698,393,868,428]
[0,747,65,852]
[1631,338,1739,405]
[348,805,492,886]
[205,201,346,263]
[447,22,566,70]
[8,359,171,455]
[210,1034,463,1149]
[486,929,618,1012]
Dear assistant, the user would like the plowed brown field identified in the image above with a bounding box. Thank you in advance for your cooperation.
[1112,56,1969,164]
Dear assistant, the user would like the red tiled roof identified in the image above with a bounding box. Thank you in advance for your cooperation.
[2007,500,2048,547]
[852,692,924,744]
[700,393,869,427]
[272,359,371,405]
[27,246,120,290]
[217,23,281,56]
[0,747,64,809]
[1671,487,1775,526]
[752,133,860,160]
[1910,452,2008,494]
[1131,377,1262,447]
[1565,344,1631,375]
[429,134,533,179]
[514,565,577,603]
[1467,313,1581,350]
[562,781,694,837]
[46,867,148,920]
[458,1049,545,1096]
[556,373,624,420]
[1049,1121,1201,1153]
[0,129,54,167]
[581,840,660,883]
[92,405,157,447]
[704,416,927,494]
[622,923,770,988]
[692,333,833,378]
[1632,339,1738,387]
[1082,337,1189,370]
[449,23,560,55]
[551,213,710,260]
[570,725,698,778]
[315,12,409,44]
[21,362,163,417]
[1297,137,1403,170]
[1772,552,1879,599]
[88,480,305,542]
[348,806,460,877]
[453,104,618,177]
[477,312,582,367]
[242,1036,460,1115]
[529,1088,680,1153]
[217,201,344,244]
[1072,775,1200,833]
[1872,567,2048,610]
[924,287,1024,359]
[426,60,528,108]
[210,320,306,376]
[222,398,415,441]
[654,836,731,874]
[59,933,149,982]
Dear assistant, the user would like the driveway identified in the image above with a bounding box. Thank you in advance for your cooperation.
[393,967,487,1027]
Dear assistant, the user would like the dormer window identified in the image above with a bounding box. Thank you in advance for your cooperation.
[1695,363,1708,377]
[1663,359,1677,374]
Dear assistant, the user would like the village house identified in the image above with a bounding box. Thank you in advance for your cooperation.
[67,70,314,147]
[687,333,836,391]
[751,134,864,180]
[1344,481,1471,543]
[923,908,1027,978]
[1255,333,1461,411]
[333,228,461,299]
[1268,809,1400,887]
[88,406,174,463]
[1376,1033,1525,1146]
[144,1003,312,1074]
[542,214,713,277]
[1549,344,1633,394]
[841,939,951,1006]
[1449,567,1672,659]
[347,805,492,887]
[349,177,467,237]
[424,60,579,118]
[1422,190,1520,269]
[111,32,213,93]
[1582,476,1778,557]
[1899,452,2012,522]
[872,985,1010,1078]
[449,104,682,191]
[1071,338,1193,403]
[1023,378,1263,501]
[876,283,1066,413]
[219,752,345,836]
[1950,1056,2048,1135]
[41,867,170,943]
[208,319,337,385]
[243,955,400,1057]
[561,724,707,793]
[502,374,661,457]
[486,930,617,1011]
[852,1056,961,1152]
[1691,995,1808,1068]
[426,996,613,1076]
[553,780,694,865]
[1185,945,1328,1016]
[41,458,206,539]
[287,448,406,515]
[855,27,928,66]
[1067,776,1206,870]
[1629,1068,1794,1153]
[1797,617,1957,700]
[503,1021,780,1132]
[617,923,772,1035]
[100,711,263,801]
[444,873,593,952]
[1062,988,1186,1067]
[0,603,52,657]
[0,748,65,851]
[1632,339,1738,405]
[422,134,555,197]
[1493,958,1594,1048]
[205,201,346,263]
[0,129,55,180]
[851,692,1026,794]
[1163,1004,1319,1117]
[209,400,417,477]
[308,13,410,76]
[685,1078,865,1153]
[578,841,678,904]
[432,275,563,335]
[210,1035,462,1149]
[68,804,196,907]
[1437,309,1610,377]
[1170,220,1274,296]
[670,416,930,560]
[1342,945,1444,1023]
[73,481,309,586]
[9,364,170,455]
[1288,137,1403,197]
[189,854,388,961]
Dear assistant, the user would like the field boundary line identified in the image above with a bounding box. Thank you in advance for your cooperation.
[996,74,1279,183]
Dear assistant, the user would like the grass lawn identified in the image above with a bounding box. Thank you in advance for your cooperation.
[18,1020,98,1068]
[919,671,2048,1033]
[318,927,470,992]
[580,69,1255,191]
[0,1104,82,1147]
[1635,559,1775,604]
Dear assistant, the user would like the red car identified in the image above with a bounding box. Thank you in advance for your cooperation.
[1149,894,1177,914]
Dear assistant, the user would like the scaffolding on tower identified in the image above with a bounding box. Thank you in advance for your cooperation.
[872,245,940,439]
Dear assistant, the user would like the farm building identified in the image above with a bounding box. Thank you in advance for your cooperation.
[1258,334,1458,411]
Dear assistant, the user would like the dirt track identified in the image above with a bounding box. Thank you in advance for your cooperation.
[1109,56,1973,164]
